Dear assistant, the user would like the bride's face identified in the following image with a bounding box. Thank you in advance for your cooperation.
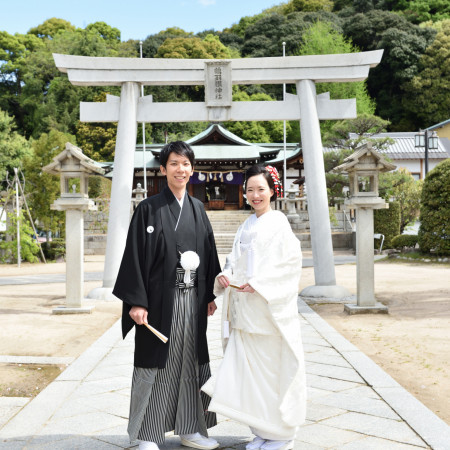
[245,174,274,217]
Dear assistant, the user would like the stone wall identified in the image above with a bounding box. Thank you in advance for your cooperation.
[84,199,109,256]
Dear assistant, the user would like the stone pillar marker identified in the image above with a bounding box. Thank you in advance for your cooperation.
[333,142,396,314]
[43,143,105,313]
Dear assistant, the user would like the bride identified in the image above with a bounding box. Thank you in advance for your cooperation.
[202,165,306,450]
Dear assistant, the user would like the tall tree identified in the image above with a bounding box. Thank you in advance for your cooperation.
[0,109,31,186]
[342,10,436,129]
[297,21,376,116]
[403,20,450,127]
[22,130,76,237]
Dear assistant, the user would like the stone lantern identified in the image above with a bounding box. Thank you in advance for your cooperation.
[333,142,396,314]
[43,143,105,314]
[132,183,146,209]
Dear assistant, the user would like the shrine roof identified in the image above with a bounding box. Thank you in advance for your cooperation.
[186,124,255,146]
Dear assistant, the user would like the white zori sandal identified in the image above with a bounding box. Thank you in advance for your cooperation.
[246,435,266,449]
[261,440,294,450]
[180,432,219,450]
[139,441,159,450]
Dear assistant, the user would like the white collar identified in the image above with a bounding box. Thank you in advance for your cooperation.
[176,193,185,209]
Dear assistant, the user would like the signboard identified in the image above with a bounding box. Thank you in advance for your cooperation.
[205,61,232,107]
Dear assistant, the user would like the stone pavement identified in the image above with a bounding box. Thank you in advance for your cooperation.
[1,291,449,449]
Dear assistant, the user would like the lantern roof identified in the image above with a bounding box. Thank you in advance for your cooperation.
[333,142,396,174]
[43,143,105,176]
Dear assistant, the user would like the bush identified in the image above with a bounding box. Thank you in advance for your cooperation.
[391,234,418,250]
[42,238,66,260]
[0,211,40,263]
[418,160,450,255]
[374,201,401,249]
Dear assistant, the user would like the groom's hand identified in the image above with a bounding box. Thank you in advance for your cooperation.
[129,306,148,325]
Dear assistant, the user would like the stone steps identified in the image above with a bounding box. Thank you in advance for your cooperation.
[207,211,250,253]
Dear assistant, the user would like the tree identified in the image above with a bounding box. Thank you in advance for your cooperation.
[342,10,436,129]
[28,18,75,38]
[225,91,293,143]
[0,210,40,263]
[156,34,233,59]
[418,159,450,255]
[142,27,193,58]
[297,20,376,138]
[379,169,423,234]
[292,0,333,12]
[324,148,353,206]
[241,11,343,58]
[22,130,76,238]
[403,20,450,127]
[0,109,31,186]
[323,114,394,151]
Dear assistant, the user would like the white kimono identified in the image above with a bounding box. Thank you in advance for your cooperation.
[202,210,306,440]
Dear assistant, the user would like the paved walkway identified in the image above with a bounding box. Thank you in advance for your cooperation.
[1,292,449,449]
[0,252,384,286]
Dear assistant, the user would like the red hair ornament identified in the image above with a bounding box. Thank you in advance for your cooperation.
[265,165,283,198]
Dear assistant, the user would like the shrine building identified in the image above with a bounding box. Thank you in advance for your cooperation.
[107,123,304,210]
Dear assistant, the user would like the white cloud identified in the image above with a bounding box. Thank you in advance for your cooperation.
[198,0,216,5]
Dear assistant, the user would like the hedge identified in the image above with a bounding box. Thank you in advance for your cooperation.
[391,234,418,250]
[418,159,450,255]
[374,201,401,249]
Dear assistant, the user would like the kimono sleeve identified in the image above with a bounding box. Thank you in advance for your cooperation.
[248,216,302,305]
[112,202,149,308]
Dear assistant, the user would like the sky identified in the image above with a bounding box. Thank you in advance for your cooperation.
[0,0,281,41]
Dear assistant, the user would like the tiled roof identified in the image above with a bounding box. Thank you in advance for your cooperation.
[325,133,450,160]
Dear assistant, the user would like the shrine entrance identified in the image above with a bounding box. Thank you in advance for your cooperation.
[53,50,383,300]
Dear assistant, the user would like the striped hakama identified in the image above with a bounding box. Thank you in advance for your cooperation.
[128,268,216,444]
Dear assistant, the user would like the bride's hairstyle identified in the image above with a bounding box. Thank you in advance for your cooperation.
[244,165,277,202]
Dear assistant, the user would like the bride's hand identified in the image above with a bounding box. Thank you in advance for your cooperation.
[238,283,255,293]
[217,275,230,288]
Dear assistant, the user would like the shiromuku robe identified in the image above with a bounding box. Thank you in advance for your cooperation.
[113,186,221,369]
[202,210,306,439]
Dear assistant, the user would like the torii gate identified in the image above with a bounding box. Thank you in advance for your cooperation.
[53,50,383,300]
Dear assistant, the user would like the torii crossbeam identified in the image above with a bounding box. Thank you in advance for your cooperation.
[53,50,383,300]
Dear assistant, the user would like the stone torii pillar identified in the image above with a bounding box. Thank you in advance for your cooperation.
[53,51,383,300]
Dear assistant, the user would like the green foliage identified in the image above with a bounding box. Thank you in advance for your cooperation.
[378,169,422,233]
[28,18,75,38]
[88,176,112,199]
[418,159,450,255]
[292,0,333,12]
[0,211,40,263]
[156,34,233,59]
[391,234,418,250]
[23,130,75,236]
[374,201,401,249]
[297,21,375,136]
[403,20,450,127]
[85,22,121,45]
[225,91,292,143]
[342,9,436,130]
[0,109,31,184]
[42,238,66,261]
[241,11,343,58]
[324,148,353,206]
[323,114,393,151]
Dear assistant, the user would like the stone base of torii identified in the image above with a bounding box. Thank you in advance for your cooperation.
[53,50,383,301]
